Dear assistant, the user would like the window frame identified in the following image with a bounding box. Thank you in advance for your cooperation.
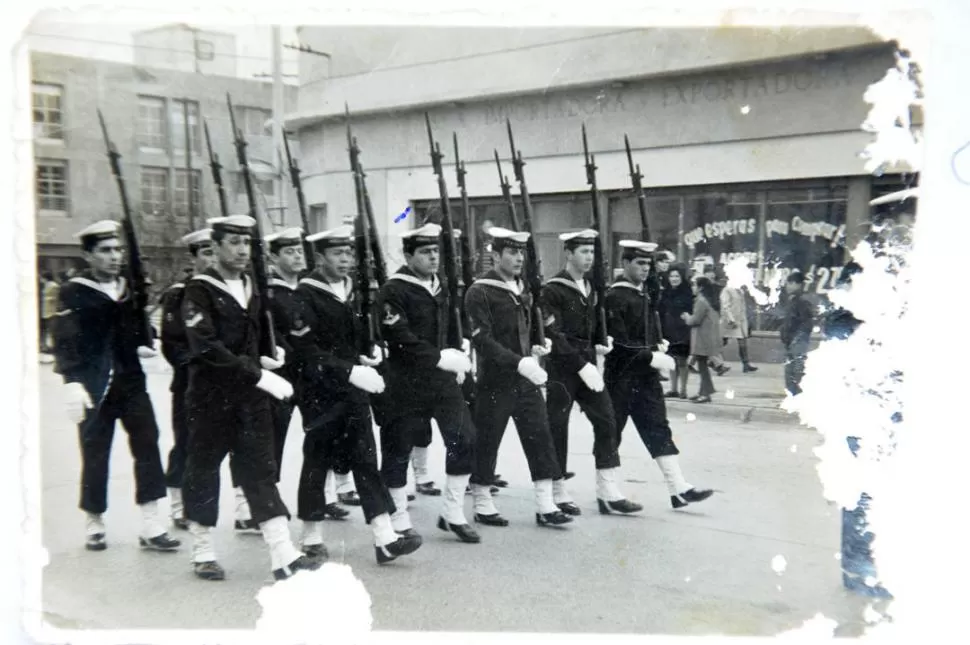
[173,168,202,220]
[137,95,168,153]
[35,159,69,216]
[140,166,170,219]
[170,99,202,155]
[32,83,64,143]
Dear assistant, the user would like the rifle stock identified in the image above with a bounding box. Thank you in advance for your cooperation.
[582,124,609,347]
[226,93,277,358]
[98,109,153,347]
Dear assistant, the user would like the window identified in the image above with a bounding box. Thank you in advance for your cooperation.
[36,160,68,214]
[170,100,201,155]
[256,177,275,197]
[309,204,328,232]
[243,107,271,137]
[174,169,201,220]
[137,96,167,151]
[140,167,169,217]
[195,39,215,61]
[32,83,63,141]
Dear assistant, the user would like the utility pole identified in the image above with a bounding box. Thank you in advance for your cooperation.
[182,99,195,230]
[271,26,286,227]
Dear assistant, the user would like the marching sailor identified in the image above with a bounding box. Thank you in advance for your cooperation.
[540,230,643,516]
[180,215,318,581]
[604,240,715,510]
[53,220,179,552]
[376,223,480,544]
[286,224,423,564]
[465,228,573,527]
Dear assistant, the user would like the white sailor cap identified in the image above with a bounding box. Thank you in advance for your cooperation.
[75,220,121,246]
[207,215,256,235]
[266,227,304,252]
[401,223,442,251]
[488,227,530,249]
[306,224,355,248]
[180,228,213,251]
[560,229,599,247]
[618,239,658,259]
[659,249,676,262]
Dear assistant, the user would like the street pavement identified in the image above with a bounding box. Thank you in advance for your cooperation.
[36,358,874,636]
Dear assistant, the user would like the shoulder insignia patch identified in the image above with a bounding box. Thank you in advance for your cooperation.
[185,312,203,328]
[382,304,400,326]
[544,315,556,327]
[471,327,481,337]
[54,308,73,317]
[290,326,311,338]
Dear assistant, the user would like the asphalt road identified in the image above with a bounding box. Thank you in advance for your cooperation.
[36,359,874,635]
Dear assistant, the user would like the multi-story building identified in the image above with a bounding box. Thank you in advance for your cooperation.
[31,50,301,289]
[286,26,919,339]
[133,24,238,78]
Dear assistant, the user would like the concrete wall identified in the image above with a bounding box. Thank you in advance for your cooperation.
[133,25,237,78]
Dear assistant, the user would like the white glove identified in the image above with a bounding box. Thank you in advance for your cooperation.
[137,340,158,359]
[437,348,472,374]
[359,347,383,367]
[531,338,552,358]
[595,336,614,356]
[456,371,467,386]
[517,357,548,386]
[659,339,670,354]
[461,338,472,355]
[578,363,605,392]
[349,365,386,394]
[255,369,293,400]
[64,382,93,424]
[650,352,676,373]
[260,346,286,370]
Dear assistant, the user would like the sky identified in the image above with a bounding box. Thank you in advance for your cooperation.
[24,16,301,84]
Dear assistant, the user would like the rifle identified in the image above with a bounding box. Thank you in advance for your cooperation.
[505,121,546,347]
[624,135,663,349]
[345,105,387,286]
[282,131,316,272]
[204,120,230,218]
[582,124,609,347]
[98,109,153,347]
[493,150,522,231]
[453,133,476,293]
[424,112,463,350]
[346,112,379,356]
[226,93,277,358]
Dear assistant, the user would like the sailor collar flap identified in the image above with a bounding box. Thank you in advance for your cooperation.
[191,272,254,307]
[388,271,441,297]
[474,276,529,304]
[610,279,644,294]
[269,277,298,291]
[299,276,355,303]
[69,275,129,302]
[546,275,591,298]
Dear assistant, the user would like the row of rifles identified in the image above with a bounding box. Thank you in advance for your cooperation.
[96,99,662,367]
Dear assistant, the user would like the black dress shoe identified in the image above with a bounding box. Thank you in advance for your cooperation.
[743,364,759,373]
[398,528,420,539]
[85,533,107,551]
[465,485,500,495]
[671,488,715,509]
[323,503,350,520]
[302,543,329,561]
[407,493,416,502]
[234,519,261,534]
[474,512,509,527]
[557,502,582,516]
[597,498,644,515]
[436,516,481,543]
[715,365,731,376]
[564,471,576,481]
[338,491,362,506]
[194,560,226,581]
[416,482,442,496]
[376,533,423,564]
[139,533,181,551]
[535,511,574,527]
[172,517,189,531]
[664,390,680,398]
[492,474,509,488]
[273,554,322,581]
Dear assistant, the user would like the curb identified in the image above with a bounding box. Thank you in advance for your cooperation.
[665,399,806,427]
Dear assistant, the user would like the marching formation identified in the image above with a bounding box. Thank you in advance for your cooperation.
[49,99,715,582]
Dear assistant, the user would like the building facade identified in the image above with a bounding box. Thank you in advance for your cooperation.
[133,24,239,78]
[287,27,918,335]
[31,51,302,290]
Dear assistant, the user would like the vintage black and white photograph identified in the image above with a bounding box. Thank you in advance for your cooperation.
[12,3,952,639]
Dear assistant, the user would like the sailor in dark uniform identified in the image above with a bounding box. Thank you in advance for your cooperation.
[286,225,423,564]
[540,230,642,516]
[180,215,318,581]
[53,220,180,552]
[465,228,573,527]
[605,240,715,510]
[377,223,480,544]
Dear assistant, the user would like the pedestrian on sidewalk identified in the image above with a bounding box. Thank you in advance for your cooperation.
[659,263,692,398]
[39,271,60,360]
[720,281,758,373]
[681,276,721,403]
[779,271,814,396]
[686,263,730,377]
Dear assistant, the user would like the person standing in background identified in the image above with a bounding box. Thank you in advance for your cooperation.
[40,271,60,361]
[720,281,758,373]
[681,276,722,403]
[779,271,815,396]
[659,264,693,399]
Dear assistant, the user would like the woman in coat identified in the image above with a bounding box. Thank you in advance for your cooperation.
[659,263,693,399]
[681,276,721,403]
[720,283,758,373]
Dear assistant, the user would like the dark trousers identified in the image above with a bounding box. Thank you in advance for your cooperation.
[298,395,393,524]
[470,376,562,485]
[608,370,680,458]
[182,389,290,527]
[77,381,166,515]
[784,347,807,395]
[695,356,715,396]
[413,420,433,449]
[269,397,295,482]
[545,368,621,473]
[380,382,476,490]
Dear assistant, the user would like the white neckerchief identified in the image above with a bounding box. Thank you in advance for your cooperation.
[329,279,348,302]
[224,278,249,309]
[506,279,522,295]
[573,277,588,297]
[101,279,121,301]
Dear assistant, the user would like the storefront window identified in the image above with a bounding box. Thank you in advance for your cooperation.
[682,192,761,272]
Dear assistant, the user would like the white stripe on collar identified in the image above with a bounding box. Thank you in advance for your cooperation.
[70,276,127,301]
[474,278,523,297]
[389,272,441,296]
[191,273,252,307]
[546,276,589,298]
[300,277,353,302]
[610,281,643,293]
[269,277,298,291]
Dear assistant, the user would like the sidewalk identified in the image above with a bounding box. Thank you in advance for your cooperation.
[663,361,804,427]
